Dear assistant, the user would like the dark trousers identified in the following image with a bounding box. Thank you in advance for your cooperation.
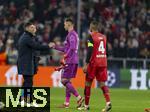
[22,75,33,102]
[23,75,33,87]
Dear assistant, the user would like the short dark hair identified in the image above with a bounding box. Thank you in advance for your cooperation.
[65,18,74,24]
[24,22,33,28]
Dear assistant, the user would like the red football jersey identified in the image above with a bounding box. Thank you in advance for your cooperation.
[90,32,107,67]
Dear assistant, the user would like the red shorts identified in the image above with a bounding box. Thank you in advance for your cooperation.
[86,64,107,82]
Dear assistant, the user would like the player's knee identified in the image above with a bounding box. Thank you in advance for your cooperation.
[99,82,106,88]
[85,81,92,87]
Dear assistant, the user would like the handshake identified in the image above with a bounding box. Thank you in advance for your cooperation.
[48,42,55,48]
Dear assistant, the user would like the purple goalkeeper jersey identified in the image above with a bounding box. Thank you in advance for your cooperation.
[54,30,79,64]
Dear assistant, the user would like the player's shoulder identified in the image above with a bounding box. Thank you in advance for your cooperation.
[19,33,27,43]
[70,30,77,34]
[87,34,93,43]
[70,30,78,37]
[98,32,106,37]
[87,34,92,38]
[97,32,106,40]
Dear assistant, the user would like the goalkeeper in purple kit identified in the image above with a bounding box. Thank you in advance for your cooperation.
[49,18,84,108]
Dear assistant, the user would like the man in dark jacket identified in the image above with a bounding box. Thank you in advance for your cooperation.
[17,22,51,106]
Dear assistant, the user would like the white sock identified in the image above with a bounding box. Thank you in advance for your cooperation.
[84,104,89,108]
[106,102,111,105]
[77,95,81,101]
[65,102,69,105]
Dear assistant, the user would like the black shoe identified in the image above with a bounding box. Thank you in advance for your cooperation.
[78,105,90,111]
[77,97,84,108]
[102,103,112,112]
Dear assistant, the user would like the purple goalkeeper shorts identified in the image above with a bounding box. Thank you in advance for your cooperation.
[61,64,78,78]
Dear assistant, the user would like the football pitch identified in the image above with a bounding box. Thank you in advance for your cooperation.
[50,88,150,112]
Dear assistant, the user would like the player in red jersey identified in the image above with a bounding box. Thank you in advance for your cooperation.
[78,21,112,112]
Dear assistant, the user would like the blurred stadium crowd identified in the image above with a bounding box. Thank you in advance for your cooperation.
[0,0,149,66]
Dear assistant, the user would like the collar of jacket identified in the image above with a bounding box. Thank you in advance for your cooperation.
[25,31,34,37]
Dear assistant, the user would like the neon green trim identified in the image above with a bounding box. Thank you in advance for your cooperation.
[88,42,93,47]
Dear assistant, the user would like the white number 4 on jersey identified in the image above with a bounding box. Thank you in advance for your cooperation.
[98,41,105,53]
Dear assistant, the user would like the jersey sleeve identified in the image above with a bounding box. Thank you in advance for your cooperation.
[86,35,93,63]
[25,37,50,51]
[65,34,76,57]
[54,45,65,52]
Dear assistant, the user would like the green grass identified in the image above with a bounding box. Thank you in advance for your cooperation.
[50,88,150,112]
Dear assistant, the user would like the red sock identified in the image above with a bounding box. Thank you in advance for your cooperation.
[84,86,91,105]
[101,86,110,102]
